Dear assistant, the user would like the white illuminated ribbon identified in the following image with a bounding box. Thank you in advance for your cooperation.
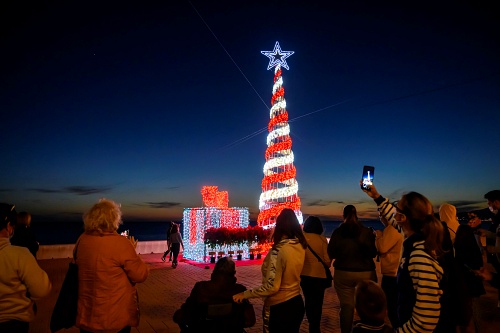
[263,152,294,172]
[272,77,283,93]
[259,180,299,210]
[270,100,286,118]
[266,125,290,145]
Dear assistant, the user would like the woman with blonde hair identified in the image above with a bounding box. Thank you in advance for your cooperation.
[362,183,445,333]
[75,199,149,333]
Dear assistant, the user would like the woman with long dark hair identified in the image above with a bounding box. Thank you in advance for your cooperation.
[327,205,377,333]
[233,208,307,333]
[363,183,445,333]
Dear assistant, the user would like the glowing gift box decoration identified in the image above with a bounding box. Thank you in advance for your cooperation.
[182,186,249,262]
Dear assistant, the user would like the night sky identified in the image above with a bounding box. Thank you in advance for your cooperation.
[1,1,499,222]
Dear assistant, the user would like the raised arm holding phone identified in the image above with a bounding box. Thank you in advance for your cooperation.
[360,180,446,333]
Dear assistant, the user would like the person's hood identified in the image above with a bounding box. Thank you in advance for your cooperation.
[439,203,460,232]
[274,237,301,250]
[0,237,10,251]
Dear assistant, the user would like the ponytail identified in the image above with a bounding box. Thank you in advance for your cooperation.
[401,192,444,259]
[422,214,444,259]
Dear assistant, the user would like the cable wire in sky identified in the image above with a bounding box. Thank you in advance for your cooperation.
[188,1,269,110]
[217,71,500,151]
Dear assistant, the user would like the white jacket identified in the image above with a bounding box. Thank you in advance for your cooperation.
[0,237,51,323]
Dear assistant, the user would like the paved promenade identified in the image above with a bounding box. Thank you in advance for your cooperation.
[31,253,500,333]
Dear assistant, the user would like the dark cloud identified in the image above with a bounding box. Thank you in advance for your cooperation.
[446,200,483,208]
[0,188,14,192]
[33,211,83,223]
[445,200,486,213]
[306,200,342,207]
[143,201,181,209]
[28,186,111,195]
[28,188,63,193]
[305,213,342,221]
[164,186,180,190]
[65,186,111,195]
[387,189,407,200]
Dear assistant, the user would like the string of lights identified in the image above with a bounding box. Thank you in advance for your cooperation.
[258,44,303,227]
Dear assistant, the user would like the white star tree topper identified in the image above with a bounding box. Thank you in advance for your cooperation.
[261,41,294,70]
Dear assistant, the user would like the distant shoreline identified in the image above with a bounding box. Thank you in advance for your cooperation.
[31,219,495,246]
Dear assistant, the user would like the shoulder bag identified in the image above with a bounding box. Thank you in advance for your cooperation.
[50,240,80,332]
[307,245,333,288]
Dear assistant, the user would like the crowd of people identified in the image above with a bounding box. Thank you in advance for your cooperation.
[0,199,149,333]
[1,185,499,333]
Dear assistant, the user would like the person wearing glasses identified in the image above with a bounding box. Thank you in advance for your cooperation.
[361,182,445,333]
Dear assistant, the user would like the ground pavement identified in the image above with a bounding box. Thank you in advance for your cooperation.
[31,253,500,333]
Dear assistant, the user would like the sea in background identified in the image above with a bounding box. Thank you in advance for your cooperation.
[31,219,388,245]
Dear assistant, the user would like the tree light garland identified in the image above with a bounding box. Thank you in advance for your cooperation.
[258,42,302,228]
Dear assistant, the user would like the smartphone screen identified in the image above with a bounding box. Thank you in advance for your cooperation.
[361,165,375,190]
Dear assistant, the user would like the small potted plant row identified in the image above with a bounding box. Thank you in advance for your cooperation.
[204,226,271,262]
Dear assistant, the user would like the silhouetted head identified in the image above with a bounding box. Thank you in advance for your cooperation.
[0,203,17,231]
[343,205,358,223]
[83,198,122,233]
[484,190,500,213]
[211,257,237,284]
[273,208,307,248]
[214,257,236,276]
[17,212,32,227]
[303,216,323,235]
[355,280,387,326]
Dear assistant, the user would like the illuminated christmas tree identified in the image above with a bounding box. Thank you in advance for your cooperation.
[258,42,302,228]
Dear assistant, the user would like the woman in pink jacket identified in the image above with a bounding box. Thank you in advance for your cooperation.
[75,199,149,333]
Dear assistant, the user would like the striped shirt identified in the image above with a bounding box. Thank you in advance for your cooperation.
[375,196,444,333]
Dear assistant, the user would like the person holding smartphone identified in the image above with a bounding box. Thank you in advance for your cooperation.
[361,181,446,333]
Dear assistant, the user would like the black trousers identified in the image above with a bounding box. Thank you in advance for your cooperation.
[171,243,181,264]
[81,327,130,333]
[381,275,399,328]
[269,294,305,333]
[0,320,29,333]
[301,276,327,333]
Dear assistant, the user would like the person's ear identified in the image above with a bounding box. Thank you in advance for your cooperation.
[494,200,500,210]
[7,222,14,236]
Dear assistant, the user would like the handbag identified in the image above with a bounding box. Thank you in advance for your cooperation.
[307,245,333,288]
[50,241,79,332]
[242,300,256,328]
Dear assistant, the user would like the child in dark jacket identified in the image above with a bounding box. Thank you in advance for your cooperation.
[352,280,393,333]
